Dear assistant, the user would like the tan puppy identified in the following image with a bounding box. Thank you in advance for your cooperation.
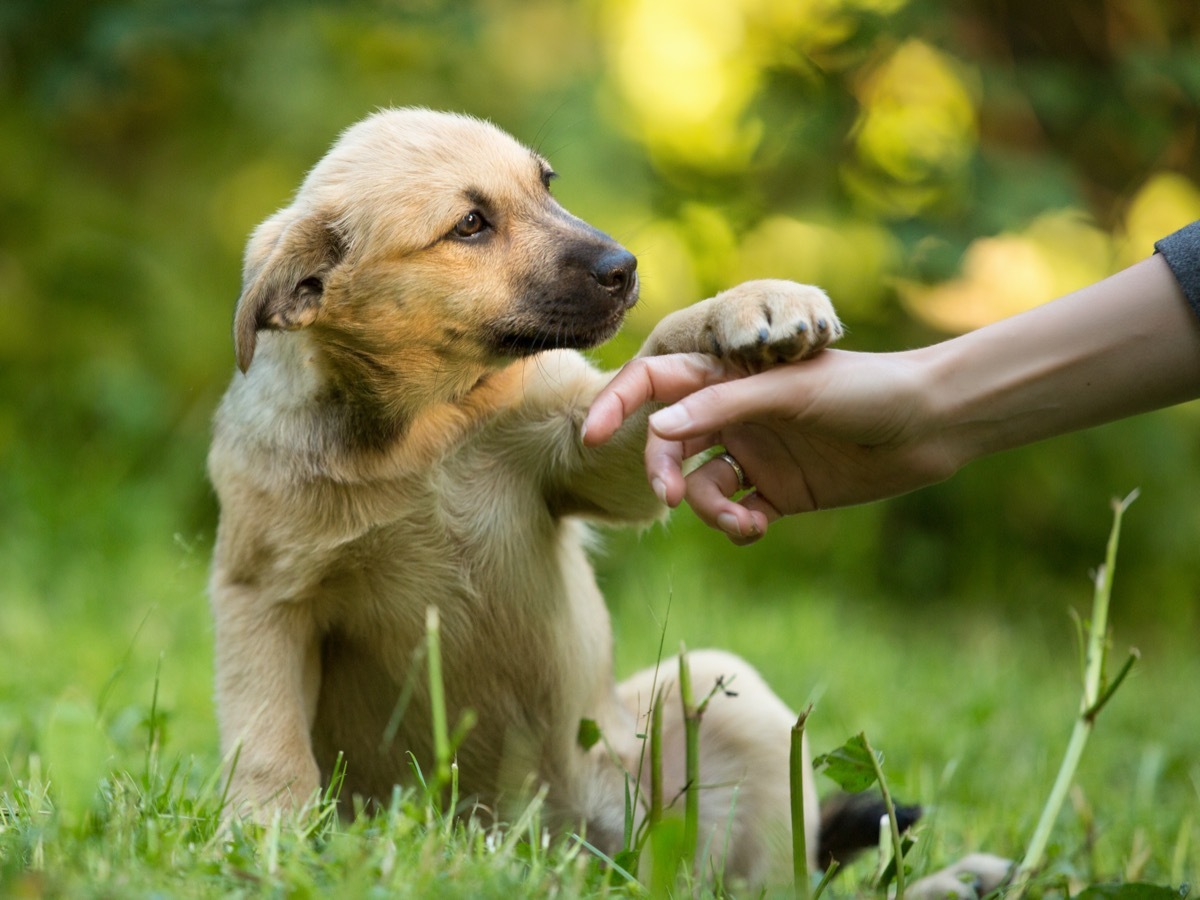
[209,108,1005,894]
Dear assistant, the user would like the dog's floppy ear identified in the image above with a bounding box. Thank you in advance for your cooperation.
[233,212,346,373]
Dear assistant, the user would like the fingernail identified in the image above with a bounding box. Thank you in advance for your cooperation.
[649,405,689,433]
[651,477,668,506]
[717,512,741,536]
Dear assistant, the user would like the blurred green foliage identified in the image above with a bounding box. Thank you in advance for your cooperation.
[2,0,1200,643]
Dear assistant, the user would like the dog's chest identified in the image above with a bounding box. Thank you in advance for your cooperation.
[310,463,572,646]
[306,462,609,796]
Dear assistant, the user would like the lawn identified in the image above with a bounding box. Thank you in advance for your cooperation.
[2,482,1195,897]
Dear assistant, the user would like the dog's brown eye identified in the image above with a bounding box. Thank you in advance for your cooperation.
[454,211,488,238]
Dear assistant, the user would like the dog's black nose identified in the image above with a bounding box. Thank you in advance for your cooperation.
[592,248,638,303]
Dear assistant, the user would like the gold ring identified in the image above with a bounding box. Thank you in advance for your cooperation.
[715,451,748,491]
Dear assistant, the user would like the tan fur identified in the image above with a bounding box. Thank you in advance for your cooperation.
[210,108,855,887]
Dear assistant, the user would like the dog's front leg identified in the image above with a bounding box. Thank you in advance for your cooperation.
[544,282,841,520]
[639,279,842,365]
[504,351,667,523]
[211,586,322,818]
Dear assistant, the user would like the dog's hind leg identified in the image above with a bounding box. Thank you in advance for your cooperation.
[616,649,818,889]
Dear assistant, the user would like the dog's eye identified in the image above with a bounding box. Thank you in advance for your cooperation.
[453,211,489,238]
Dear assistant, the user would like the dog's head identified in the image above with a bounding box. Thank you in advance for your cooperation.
[232,109,639,389]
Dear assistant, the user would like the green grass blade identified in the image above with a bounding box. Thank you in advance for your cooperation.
[791,705,813,900]
[1013,491,1139,895]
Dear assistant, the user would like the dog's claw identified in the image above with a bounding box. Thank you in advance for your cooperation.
[700,280,840,365]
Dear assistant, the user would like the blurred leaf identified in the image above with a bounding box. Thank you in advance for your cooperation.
[576,717,602,752]
[813,734,881,793]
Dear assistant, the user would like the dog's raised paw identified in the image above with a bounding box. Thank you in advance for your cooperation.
[704,279,842,367]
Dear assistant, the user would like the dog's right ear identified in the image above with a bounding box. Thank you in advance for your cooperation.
[233,212,346,373]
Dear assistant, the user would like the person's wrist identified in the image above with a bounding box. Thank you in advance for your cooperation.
[907,339,983,474]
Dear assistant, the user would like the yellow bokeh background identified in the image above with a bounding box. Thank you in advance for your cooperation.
[596,0,1199,335]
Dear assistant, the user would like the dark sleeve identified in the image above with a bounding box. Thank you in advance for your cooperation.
[1154,221,1200,321]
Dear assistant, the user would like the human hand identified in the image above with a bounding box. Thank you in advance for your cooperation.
[585,254,1200,545]
[581,349,959,544]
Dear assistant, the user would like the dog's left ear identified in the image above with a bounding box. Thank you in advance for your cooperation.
[233,212,346,373]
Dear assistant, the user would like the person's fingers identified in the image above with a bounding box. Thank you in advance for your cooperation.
[645,430,720,506]
[582,354,732,446]
[738,490,782,534]
[644,430,685,507]
[647,363,810,441]
[684,455,766,544]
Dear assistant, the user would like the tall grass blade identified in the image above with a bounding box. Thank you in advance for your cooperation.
[650,684,665,832]
[791,705,812,900]
[1013,491,1139,895]
[678,644,699,873]
[861,731,906,900]
[812,859,840,900]
[425,605,451,790]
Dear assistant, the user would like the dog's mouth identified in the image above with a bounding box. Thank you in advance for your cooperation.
[489,309,626,357]
[489,282,637,358]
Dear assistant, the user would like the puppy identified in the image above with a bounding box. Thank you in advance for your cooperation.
[209,108,1002,894]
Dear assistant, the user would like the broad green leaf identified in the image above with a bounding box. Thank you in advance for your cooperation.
[813,734,881,793]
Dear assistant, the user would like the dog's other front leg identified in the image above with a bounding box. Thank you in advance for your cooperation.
[510,351,667,523]
[639,279,841,366]
[211,586,322,818]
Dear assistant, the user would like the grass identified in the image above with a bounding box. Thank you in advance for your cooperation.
[2,499,1198,897]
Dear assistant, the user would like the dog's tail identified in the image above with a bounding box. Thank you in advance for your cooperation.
[817,792,922,869]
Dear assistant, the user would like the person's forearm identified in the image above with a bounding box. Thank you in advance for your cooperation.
[918,253,1200,467]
